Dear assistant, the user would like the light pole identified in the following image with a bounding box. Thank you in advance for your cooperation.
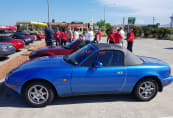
[170,14,173,39]
[104,6,105,22]
[47,0,50,27]
[153,16,156,25]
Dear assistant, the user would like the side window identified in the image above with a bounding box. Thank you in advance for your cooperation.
[81,53,97,67]
[97,51,124,67]
[81,50,124,67]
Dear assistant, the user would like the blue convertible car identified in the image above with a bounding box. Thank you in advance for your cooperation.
[5,43,173,107]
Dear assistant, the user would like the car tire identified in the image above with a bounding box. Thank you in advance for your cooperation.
[134,78,158,101]
[37,37,41,40]
[23,81,55,107]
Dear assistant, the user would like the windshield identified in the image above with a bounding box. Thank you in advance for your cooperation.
[64,39,80,49]
[64,45,94,65]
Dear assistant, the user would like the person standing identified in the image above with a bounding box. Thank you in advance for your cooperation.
[119,27,126,47]
[96,28,102,43]
[54,28,61,46]
[61,30,67,46]
[45,26,54,46]
[107,27,115,44]
[88,28,94,41]
[85,29,89,40]
[114,29,123,46]
[67,28,73,43]
[127,28,135,52]
[73,28,79,41]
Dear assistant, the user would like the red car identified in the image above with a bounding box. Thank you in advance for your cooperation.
[0,36,25,50]
[30,33,44,40]
[36,34,44,40]
[29,39,92,59]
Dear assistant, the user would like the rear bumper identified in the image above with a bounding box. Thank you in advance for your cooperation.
[162,76,173,87]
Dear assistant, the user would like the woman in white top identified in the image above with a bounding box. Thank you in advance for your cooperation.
[73,28,79,41]
[85,29,89,40]
[88,28,94,41]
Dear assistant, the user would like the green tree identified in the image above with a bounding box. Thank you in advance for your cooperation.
[105,23,112,30]
[96,20,105,29]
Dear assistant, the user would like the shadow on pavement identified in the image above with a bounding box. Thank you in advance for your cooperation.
[164,47,173,50]
[15,50,21,53]
[0,84,139,108]
[0,57,9,61]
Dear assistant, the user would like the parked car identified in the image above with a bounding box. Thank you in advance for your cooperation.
[0,36,25,50]
[15,30,36,41]
[5,43,173,107]
[11,34,33,45]
[0,43,16,57]
[29,39,92,59]
[30,32,44,40]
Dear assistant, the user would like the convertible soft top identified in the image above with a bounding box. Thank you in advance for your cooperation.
[91,43,143,66]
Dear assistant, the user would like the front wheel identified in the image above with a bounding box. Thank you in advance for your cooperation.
[134,79,158,101]
[23,81,55,107]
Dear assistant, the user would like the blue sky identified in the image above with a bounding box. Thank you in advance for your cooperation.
[0,0,172,26]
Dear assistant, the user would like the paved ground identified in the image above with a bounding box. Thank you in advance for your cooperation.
[0,38,173,118]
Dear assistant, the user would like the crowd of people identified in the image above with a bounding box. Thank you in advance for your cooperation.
[107,27,134,52]
[44,27,80,47]
[44,26,134,52]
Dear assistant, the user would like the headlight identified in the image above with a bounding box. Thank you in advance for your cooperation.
[8,45,13,48]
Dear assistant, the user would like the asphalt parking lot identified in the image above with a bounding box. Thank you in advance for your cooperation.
[0,38,173,118]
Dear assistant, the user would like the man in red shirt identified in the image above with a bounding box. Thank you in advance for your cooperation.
[61,30,67,46]
[54,29,61,46]
[96,28,102,43]
[107,28,115,44]
[114,29,123,45]
[127,28,135,52]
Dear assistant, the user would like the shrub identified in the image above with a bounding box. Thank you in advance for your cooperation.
[143,27,153,38]
[131,26,143,37]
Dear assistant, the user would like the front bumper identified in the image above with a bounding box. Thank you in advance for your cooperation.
[0,48,16,57]
[5,75,23,95]
[162,76,173,87]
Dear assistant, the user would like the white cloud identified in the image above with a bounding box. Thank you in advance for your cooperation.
[98,0,173,24]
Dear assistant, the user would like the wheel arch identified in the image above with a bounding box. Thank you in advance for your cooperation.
[21,78,58,96]
[132,76,163,93]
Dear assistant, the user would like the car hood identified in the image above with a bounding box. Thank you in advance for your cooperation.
[139,56,168,66]
[1,39,23,44]
[36,46,67,52]
[14,56,73,72]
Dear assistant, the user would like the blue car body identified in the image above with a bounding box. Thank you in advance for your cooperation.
[5,44,173,97]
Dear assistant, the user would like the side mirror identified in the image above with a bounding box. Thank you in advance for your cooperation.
[93,61,103,68]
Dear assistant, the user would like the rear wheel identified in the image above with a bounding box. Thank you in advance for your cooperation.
[23,81,55,107]
[134,79,158,101]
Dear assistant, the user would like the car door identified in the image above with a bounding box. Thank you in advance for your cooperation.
[71,50,126,94]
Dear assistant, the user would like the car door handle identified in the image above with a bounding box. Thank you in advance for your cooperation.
[117,71,123,74]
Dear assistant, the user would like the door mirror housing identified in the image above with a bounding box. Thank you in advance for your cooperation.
[93,61,103,68]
